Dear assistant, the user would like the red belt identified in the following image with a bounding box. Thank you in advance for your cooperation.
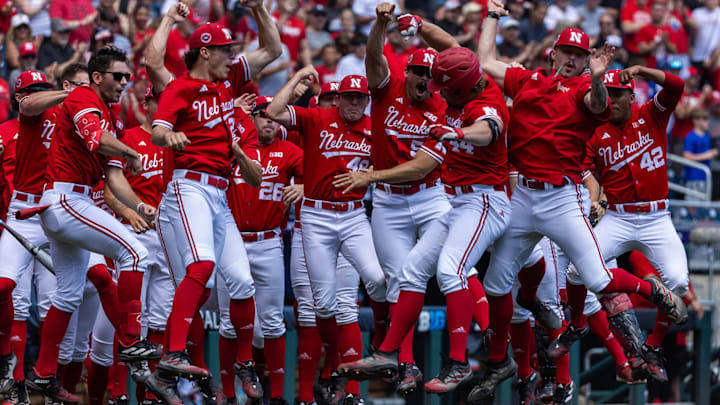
[14,191,42,204]
[45,182,92,196]
[183,171,229,189]
[377,181,439,195]
[609,201,667,213]
[303,199,364,212]
[520,177,569,190]
[294,221,302,229]
[241,230,279,242]
[444,184,506,195]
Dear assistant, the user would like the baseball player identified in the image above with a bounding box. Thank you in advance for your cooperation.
[468,1,687,401]
[363,4,455,394]
[0,113,16,225]
[266,70,388,405]
[579,65,689,382]
[337,46,511,394]
[22,46,163,403]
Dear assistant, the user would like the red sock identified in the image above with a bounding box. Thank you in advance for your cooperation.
[218,336,238,399]
[518,257,545,303]
[529,326,538,371]
[87,265,121,333]
[549,324,571,385]
[0,278,16,355]
[467,276,489,331]
[187,311,207,370]
[117,271,144,346]
[10,320,26,380]
[146,328,165,372]
[252,345,265,378]
[35,306,73,376]
[566,283,588,329]
[588,311,627,367]
[264,336,286,399]
[87,361,110,405]
[446,290,472,363]
[229,298,255,363]
[390,303,416,364]
[110,361,128,398]
[339,322,362,395]
[378,291,424,353]
[297,326,322,402]
[62,361,84,394]
[601,268,652,297]
[316,316,339,371]
[166,261,214,352]
[510,320,533,378]
[645,310,671,347]
[369,299,389,348]
[627,251,657,279]
[487,293,513,363]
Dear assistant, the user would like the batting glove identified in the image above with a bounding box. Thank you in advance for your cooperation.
[429,124,464,142]
[397,14,422,37]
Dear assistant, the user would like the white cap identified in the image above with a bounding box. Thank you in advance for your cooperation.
[445,0,462,10]
[11,14,30,29]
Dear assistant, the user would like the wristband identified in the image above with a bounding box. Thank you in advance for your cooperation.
[136,202,146,214]
[598,200,608,209]
[487,11,501,20]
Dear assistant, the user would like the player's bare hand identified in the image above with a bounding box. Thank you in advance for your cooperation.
[619,65,643,83]
[589,43,615,79]
[487,0,509,16]
[125,155,142,176]
[168,2,190,23]
[689,298,704,319]
[166,131,190,151]
[590,200,606,224]
[293,65,319,85]
[376,3,395,24]
[123,208,151,233]
[235,93,258,115]
[333,168,373,194]
[240,0,263,10]
[508,61,526,69]
[231,142,247,158]
[283,183,304,205]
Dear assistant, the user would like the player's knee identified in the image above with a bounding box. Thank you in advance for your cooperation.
[364,278,387,302]
[52,292,83,313]
[219,322,237,340]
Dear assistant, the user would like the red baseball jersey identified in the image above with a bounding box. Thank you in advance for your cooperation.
[442,78,509,186]
[370,71,447,185]
[0,118,18,194]
[91,181,114,215]
[228,137,303,232]
[584,73,684,205]
[46,86,122,187]
[234,107,260,162]
[273,13,306,63]
[108,126,165,209]
[287,106,372,202]
[504,68,611,185]
[15,107,59,194]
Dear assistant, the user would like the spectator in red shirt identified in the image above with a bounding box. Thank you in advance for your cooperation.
[129,4,155,70]
[636,0,677,68]
[164,8,201,79]
[48,0,97,45]
[273,0,311,67]
[671,66,711,149]
[217,2,254,42]
[620,0,651,56]
[0,78,10,124]
[316,43,340,84]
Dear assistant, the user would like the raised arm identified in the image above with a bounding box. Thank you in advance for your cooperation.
[266,65,319,128]
[145,2,188,92]
[585,43,614,114]
[243,0,282,79]
[19,90,71,117]
[397,14,459,52]
[478,0,509,89]
[232,143,262,188]
[366,3,394,89]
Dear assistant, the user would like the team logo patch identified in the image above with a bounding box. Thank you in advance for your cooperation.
[15,78,21,89]
[201,33,212,44]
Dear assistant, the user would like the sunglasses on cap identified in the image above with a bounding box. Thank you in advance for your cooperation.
[19,85,51,93]
[408,65,431,78]
[101,71,131,83]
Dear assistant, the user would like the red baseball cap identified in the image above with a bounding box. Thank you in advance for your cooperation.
[338,75,370,95]
[19,41,36,57]
[15,70,52,92]
[319,81,340,97]
[252,95,273,115]
[94,29,113,42]
[554,28,590,54]
[602,69,634,91]
[309,95,319,108]
[428,47,481,92]
[407,48,438,69]
[189,23,240,49]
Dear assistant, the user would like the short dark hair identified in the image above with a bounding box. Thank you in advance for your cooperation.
[59,62,88,87]
[184,48,201,70]
[88,45,128,78]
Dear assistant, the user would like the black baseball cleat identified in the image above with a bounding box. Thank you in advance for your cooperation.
[25,368,79,404]
[547,324,590,359]
[0,352,17,394]
[327,372,347,405]
[647,277,688,325]
[314,377,331,404]
[467,356,517,403]
[424,354,472,393]
[127,360,152,383]
[233,361,263,399]
[396,362,423,396]
[108,395,129,405]
[643,344,668,382]
[342,393,364,405]
[268,398,290,405]
[554,381,575,404]
[197,375,227,405]
[157,351,209,379]
[516,294,562,330]
[337,350,398,380]
[144,371,182,405]
[10,380,30,405]
[537,378,555,404]
[118,339,163,362]
[516,370,539,405]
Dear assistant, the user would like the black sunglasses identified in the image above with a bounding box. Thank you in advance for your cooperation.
[101,71,131,83]
[408,65,431,78]
[67,80,89,87]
